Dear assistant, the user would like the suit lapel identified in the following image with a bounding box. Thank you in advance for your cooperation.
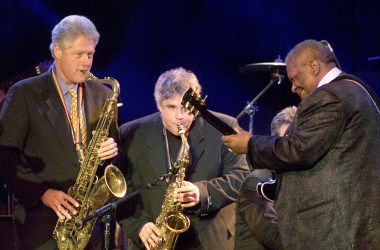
[43,71,76,156]
[83,80,105,144]
[145,114,171,180]
[186,118,205,177]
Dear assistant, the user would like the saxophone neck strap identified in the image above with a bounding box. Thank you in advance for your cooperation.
[51,70,85,161]
[163,127,177,173]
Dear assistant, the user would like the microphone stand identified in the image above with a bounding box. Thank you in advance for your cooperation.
[236,73,284,133]
[75,173,170,250]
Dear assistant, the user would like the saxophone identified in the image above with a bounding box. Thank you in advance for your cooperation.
[52,72,127,250]
[155,124,191,250]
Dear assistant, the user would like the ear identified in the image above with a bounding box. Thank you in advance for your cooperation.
[310,60,320,75]
[157,102,163,112]
[53,43,62,60]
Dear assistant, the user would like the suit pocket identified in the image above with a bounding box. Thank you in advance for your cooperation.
[295,199,335,238]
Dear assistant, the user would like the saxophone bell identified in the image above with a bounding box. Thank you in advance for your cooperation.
[165,211,190,233]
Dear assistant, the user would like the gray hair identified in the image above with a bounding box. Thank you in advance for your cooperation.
[49,15,100,58]
[270,106,297,136]
[154,67,202,105]
[285,39,336,67]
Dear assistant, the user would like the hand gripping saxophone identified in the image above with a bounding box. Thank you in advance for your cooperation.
[154,124,191,250]
[53,72,127,250]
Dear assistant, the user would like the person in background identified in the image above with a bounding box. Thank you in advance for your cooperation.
[222,39,380,249]
[0,15,119,249]
[116,67,249,250]
[0,89,5,111]
[235,106,297,250]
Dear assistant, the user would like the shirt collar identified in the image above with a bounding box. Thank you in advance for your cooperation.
[53,64,78,95]
[318,67,342,88]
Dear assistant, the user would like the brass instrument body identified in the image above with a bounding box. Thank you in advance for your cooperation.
[52,72,127,250]
[155,125,191,250]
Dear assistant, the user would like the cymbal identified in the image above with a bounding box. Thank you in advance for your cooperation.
[240,62,286,75]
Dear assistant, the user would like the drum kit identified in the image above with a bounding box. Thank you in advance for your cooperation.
[237,59,287,133]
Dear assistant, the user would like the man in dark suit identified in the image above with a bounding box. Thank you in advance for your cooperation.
[235,106,297,250]
[222,39,380,249]
[116,67,249,250]
[0,15,119,249]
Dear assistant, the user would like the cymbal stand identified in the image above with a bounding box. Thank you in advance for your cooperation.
[236,74,284,133]
[243,102,258,134]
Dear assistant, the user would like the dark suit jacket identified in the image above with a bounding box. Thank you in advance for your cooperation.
[235,169,283,250]
[0,68,118,249]
[247,74,380,249]
[117,112,249,250]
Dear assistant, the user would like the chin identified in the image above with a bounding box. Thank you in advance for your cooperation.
[167,126,179,136]
[78,77,86,83]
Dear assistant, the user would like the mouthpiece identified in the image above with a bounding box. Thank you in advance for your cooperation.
[177,124,185,136]
[84,71,96,81]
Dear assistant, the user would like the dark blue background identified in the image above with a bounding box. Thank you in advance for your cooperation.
[1,0,379,134]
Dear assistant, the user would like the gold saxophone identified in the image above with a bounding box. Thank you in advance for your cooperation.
[155,124,191,250]
[52,72,127,250]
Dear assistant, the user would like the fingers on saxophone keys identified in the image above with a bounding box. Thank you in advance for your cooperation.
[56,210,65,220]
[142,240,150,250]
[143,236,157,250]
[61,199,77,215]
[173,188,178,203]
[56,206,69,220]
[147,237,157,250]
[152,232,161,242]
[60,206,73,220]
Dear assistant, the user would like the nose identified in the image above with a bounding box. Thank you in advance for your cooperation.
[175,108,184,120]
[291,83,297,94]
[82,54,92,67]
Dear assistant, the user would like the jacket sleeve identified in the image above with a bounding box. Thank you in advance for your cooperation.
[247,89,346,172]
[193,117,250,216]
[0,84,49,206]
[237,170,283,249]
[194,148,249,216]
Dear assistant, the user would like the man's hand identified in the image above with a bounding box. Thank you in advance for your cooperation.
[97,137,118,160]
[41,189,79,220]
[221,130,252,154]
[176,181,200,208]
[139,222,161,250]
